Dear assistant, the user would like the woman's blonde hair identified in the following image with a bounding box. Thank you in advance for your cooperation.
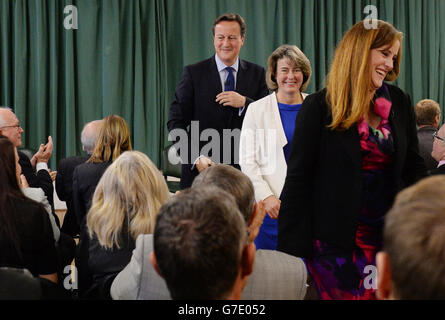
[326,20,403,131]
[266,44,312,92]
[87,151,170,249]
[87,115,132,163]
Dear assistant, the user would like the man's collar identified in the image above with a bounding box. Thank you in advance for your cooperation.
[214,54,239,73]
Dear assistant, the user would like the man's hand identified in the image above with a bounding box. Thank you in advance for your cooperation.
[263,195,281,219]
[31,144,45,168]
[49,170,57,182]
[247,200,266,243]
[215,91,246,108]
[20,174,29,188]
[196,156,214,173]
[33,136,53,164]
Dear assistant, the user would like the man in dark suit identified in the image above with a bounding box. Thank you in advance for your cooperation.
[415,99,441,172]
[167,13,269,188]
[431,123,445,175]
[56,120,102,237]
[0,107,54,213]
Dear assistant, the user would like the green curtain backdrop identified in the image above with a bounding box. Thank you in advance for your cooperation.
[1,0,444,169]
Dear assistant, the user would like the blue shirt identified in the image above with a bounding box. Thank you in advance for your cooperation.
[278,102,302,162]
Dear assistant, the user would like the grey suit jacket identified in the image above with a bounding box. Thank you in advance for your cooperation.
[111,234,307,300]
[110,234,170,300]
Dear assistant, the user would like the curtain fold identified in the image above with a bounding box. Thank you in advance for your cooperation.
[0,0,444,169]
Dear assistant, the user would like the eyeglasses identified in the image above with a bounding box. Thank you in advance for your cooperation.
[433,131,445,143]
[0,124,21,130]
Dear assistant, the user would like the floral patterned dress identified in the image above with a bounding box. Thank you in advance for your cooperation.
[305,84,395,300]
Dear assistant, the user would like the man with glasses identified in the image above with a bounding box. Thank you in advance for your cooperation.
[0,107,55,216]
[431,124,445,175]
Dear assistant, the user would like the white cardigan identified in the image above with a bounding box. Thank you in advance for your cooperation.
[239,92,308,202]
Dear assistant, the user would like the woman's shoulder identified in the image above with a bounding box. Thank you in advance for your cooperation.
[248,92,276,110]
[301,88,329,111]
[10,197,48,225]
[75,161,110,175]
[385,83,410,101]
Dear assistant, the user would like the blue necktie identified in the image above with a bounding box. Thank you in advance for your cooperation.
[224,67,235,91]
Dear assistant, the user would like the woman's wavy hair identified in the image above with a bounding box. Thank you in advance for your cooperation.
[266,44,312,92]
[87,151,170,249]
[87,115,132,163]
[326,20,403,131]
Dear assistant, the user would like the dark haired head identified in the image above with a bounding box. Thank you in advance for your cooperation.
[213,13,246,38]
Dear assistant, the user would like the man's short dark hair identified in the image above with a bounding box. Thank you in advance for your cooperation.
[153,186,247,299]
[415,99,440,126]
[212,13,246,38]
[192,164,255,223]
[383,175,445,299]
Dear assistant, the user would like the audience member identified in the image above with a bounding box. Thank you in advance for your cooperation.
[415,99,441,171]
[278,20,427,299]
[111,164,308,300]
[72,114,132,296]
[84,151,169,299]
[0,135,58,284]
[193,164,308,300]
[0,107,56,224]
[150,186,254,300]
[240,44,311,250]
[0,267,71,300]
[56,120,102,237]
[377,175,445,299]
[167,13,268,189]
[430,123,445,175]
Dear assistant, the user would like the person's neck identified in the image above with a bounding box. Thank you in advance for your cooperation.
[276,91,303,105]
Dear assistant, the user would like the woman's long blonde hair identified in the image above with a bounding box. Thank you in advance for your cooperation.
[326,20,403,131]
[87,151,170,249]
[87,115,132,163]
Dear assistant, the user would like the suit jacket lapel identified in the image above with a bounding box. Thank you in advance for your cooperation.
[270,92,288,148]
[209,57,223,93]
[236,58,248,93]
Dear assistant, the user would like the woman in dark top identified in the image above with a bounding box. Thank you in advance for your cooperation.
[0,135,58,283]
[86,151,169,299]
[277,20,427,299]
[72,115,132,296]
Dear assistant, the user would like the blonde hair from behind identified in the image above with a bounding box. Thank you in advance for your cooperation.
[87,151,170,249]
[87,115,132,163]
[326,20,403,131]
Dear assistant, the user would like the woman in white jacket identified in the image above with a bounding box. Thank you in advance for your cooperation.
[240,44,312,250]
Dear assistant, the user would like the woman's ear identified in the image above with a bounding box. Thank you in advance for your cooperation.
[150,251,162,278]
[376,251,393,300]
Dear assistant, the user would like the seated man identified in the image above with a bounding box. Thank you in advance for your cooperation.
[0,107,55,222]
[56,120,102,236]
[415,99,441,171]
[150,186,255,300]
[192,164,309,299]
[377,175,445,299]
[431,123,445,175]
